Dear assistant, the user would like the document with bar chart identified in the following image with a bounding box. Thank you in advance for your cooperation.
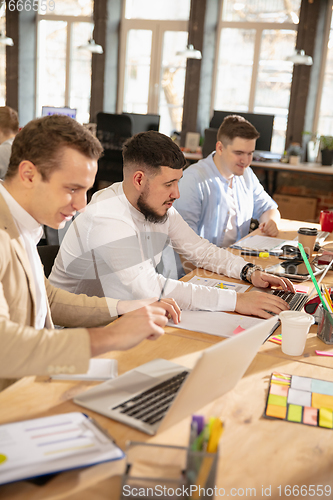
[0,412,124,485]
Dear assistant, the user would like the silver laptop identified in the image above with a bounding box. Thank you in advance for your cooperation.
[74,317,277,435]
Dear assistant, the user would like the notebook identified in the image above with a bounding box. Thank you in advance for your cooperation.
[74,316,278,435]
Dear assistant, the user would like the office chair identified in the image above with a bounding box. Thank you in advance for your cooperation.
[37,245,60,278]
[122,112,160,134]
[202,128,218,158]
[94,113,133,188]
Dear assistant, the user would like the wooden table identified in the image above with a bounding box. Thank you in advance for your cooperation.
[2,220,333,499]
[251,160,333,196]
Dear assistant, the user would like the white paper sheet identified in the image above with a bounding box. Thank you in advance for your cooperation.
[51,358,118,381]
[187,276,250,293]
[0,412,124,485]
[168,310,265,338]
[230,234,296,252]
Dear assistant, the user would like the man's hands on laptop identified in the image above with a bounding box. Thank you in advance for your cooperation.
[235,271,296,319]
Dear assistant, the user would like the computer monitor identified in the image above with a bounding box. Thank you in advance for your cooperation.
[122,112,160,135]
[41,106,77,120]
[210,110,274,152]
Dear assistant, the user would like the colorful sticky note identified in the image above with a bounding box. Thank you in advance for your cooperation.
[303,407,318,426]
[287,404,303,423]
[233,325,245,335]
[319,408,333,429]
[294,285,309,294]
[312,392,333,411]
[291,375,312,392]
[269,334,282,345]
[312,379,333,397]
[272,372,291,381]
[270,383,289,397]
[266,404,287,419]
[287,388,312,407]
[267,394,287,407]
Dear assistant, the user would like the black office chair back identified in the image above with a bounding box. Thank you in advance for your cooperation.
[122,112,160,134]
[202,128,218,158]
[37,245,60,278]
[95,113,133,185]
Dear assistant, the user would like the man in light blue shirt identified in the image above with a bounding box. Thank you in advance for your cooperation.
[174,115,280,248]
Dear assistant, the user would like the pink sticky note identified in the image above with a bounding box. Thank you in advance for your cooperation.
[233,325,246,335]
[315,350,333,357]
[294,284,309,294]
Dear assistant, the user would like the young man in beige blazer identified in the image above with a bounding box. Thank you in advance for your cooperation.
[0,115,180,391]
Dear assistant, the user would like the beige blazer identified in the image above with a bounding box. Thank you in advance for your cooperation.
[0,193,118,391]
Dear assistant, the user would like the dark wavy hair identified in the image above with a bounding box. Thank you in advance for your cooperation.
[6,115,103,181]
[122,130,186,174]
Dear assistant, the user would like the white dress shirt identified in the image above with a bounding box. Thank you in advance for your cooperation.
[50,182,249,312]
[0,182,47,329]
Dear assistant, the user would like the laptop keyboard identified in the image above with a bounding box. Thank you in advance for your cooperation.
[112,371,189,425]
[272,289,308,311]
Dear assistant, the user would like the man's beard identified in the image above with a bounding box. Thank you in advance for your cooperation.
[137,188,170,224]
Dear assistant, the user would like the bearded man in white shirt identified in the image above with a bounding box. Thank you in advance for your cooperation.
[50,131,295,319]
[0,117,180,390]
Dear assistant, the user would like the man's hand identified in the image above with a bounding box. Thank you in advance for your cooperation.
[89,305,169,356]
[235,290,290,319]
[117,297,181,324]
[259,220,279,237]
[250,271,295,292]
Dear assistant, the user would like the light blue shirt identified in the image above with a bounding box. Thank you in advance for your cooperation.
[174,153,277,247]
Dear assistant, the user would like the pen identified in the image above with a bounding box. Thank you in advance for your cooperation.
[158,271,171,301]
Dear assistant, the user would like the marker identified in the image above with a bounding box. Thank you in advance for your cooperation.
[315,350,333,357]
[241,250,272,258]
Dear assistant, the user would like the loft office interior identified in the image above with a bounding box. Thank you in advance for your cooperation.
[1,0,333,200]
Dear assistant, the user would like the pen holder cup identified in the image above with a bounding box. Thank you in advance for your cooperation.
[317,306,333,344]
[120,441,218,499]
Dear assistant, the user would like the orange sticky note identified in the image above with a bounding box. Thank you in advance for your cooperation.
[266,404,287,419]
[312,392,333,411]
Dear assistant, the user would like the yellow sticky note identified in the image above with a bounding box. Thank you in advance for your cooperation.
[319,408,333,429]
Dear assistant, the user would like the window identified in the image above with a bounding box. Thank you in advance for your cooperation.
[118,0,190,136]
[213,0,301,153]
[316,3,333,136]
[0,5,6,106]
[36,0,93,123]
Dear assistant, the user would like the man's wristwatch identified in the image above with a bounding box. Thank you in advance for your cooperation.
[240,263,263,284]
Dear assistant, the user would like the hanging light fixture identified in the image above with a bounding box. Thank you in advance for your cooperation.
[286,49,313,66]
[176,44,202,60]
[0,32,14,46]
[78,39,103,54]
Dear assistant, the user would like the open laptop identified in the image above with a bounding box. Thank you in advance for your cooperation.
[74,316,277,435]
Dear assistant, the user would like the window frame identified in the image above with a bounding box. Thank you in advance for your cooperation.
[313,0,333,136]
[117,0,188,115]
[35,12,93,118]
[211,9,297,115]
